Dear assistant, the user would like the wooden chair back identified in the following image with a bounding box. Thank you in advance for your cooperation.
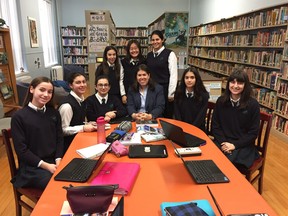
[206,101,215,137]
[2,128,43,216]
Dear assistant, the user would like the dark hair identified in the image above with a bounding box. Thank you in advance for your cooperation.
[131,64,155,91]
[150,30,164,40]
[101,46,121,80]
[23,76,55,107]
[67,72,86,85]
[125,39,145,61]
[221,68,253,108]
[175,67,208,103]
[95,74,110,86]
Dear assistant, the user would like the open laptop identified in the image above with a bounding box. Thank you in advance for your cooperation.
[159,119,206,147]
[128,144,168,158]
[170,140,229,184]
[54,143,112,182]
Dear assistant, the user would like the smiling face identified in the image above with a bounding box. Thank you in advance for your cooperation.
[229,79,245,100]
[70,75,87,97]
[136,69,150,88]
[95,78,110,97]
[30,82,53,108]
[129,42,140,59]
[151,34,164,52]
[106,49,117,65]
[184,71,196,91]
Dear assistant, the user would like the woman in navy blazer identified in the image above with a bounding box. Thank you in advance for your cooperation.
[127,64,165,121]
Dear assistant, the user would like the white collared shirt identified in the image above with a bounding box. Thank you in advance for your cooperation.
[96,92,108,104]
[58,91,85,136]
[153,46,178,98]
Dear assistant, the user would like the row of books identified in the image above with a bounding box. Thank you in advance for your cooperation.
[190,29,286,47]
[275,98,288,117]
[63,56,88,65]
[254,88,276,109]
[277,80,288,97]
[245,69,279,90]
[62,38,87,46]
[190,6,288,36]
[62,47,88,56]
[115,38,149,46]
[273,115,288,135]
[191,48,283,68]
[116,28,148,37]
[61,27,86,37]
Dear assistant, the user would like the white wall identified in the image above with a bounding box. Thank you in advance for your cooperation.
[56,0,190,27]
[190,0,288,26]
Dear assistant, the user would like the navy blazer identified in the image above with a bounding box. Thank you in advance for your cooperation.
[127,84,165,118]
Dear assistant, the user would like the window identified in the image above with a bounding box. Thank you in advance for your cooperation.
[39,0,58,67]
[0,0,25,74]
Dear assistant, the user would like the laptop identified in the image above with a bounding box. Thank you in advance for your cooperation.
[54,143,112,182]
[128,144,168,158]
[159,119,206,147]
[170,140,229,184]
[111,196,124,216]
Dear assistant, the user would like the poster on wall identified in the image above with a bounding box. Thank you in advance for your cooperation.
[28,17,39,48]
[164,13,189,49]
[87,24,109,53]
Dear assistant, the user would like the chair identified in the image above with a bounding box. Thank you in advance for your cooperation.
[2,128,43,216]
[237,112,273,194]
[205,101,215,137]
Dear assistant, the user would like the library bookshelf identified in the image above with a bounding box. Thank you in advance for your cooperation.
[60,26,88,74]
[0,28,18,113]
[188,3,288,137]
[115,27,148,58]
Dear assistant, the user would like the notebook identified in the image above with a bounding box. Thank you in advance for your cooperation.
[54,143,112,182]
[159,119,206,147]
[91,162,140,195]
[128,144,168,158]
[170,140,229,184]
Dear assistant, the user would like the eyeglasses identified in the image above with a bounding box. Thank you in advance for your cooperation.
[97,83,109,88]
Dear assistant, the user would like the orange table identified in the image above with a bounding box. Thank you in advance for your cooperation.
[31,118,277,216]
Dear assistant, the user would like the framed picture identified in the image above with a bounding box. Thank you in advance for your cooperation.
[28,17,39,48]
[0,35,3,49]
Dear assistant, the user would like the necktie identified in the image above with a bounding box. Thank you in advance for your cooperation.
[101,98,106,104]
[37,108,45,113]
[154,52,158,58]
[187,93,192,98]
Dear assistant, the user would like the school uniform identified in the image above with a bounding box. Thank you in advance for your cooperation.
[11,104,63,189]
[212,96,260,168]
[146,46,177,118]
[174,91,209,131]
[95,63,121,99]
[58,93,86,153]
[121,57,146,94]
[85,93,127,122]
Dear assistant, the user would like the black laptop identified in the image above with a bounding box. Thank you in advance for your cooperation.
[170,140,229,184]
[54,143,112,182]
[159,119,206,147]
[128,144,168,158]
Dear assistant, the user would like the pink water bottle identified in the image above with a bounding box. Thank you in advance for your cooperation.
[96,116,106,143]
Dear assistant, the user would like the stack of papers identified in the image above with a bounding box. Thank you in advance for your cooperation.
[120,132,142,145]
[76,143,108,159]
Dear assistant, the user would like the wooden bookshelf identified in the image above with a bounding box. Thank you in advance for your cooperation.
[0,28,18,113]
[188,3,288,137]
[60,26,88,74]
[115,27,148,57]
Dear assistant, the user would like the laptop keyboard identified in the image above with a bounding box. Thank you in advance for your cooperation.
[55,158,98,182]
[185,160,227,183]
